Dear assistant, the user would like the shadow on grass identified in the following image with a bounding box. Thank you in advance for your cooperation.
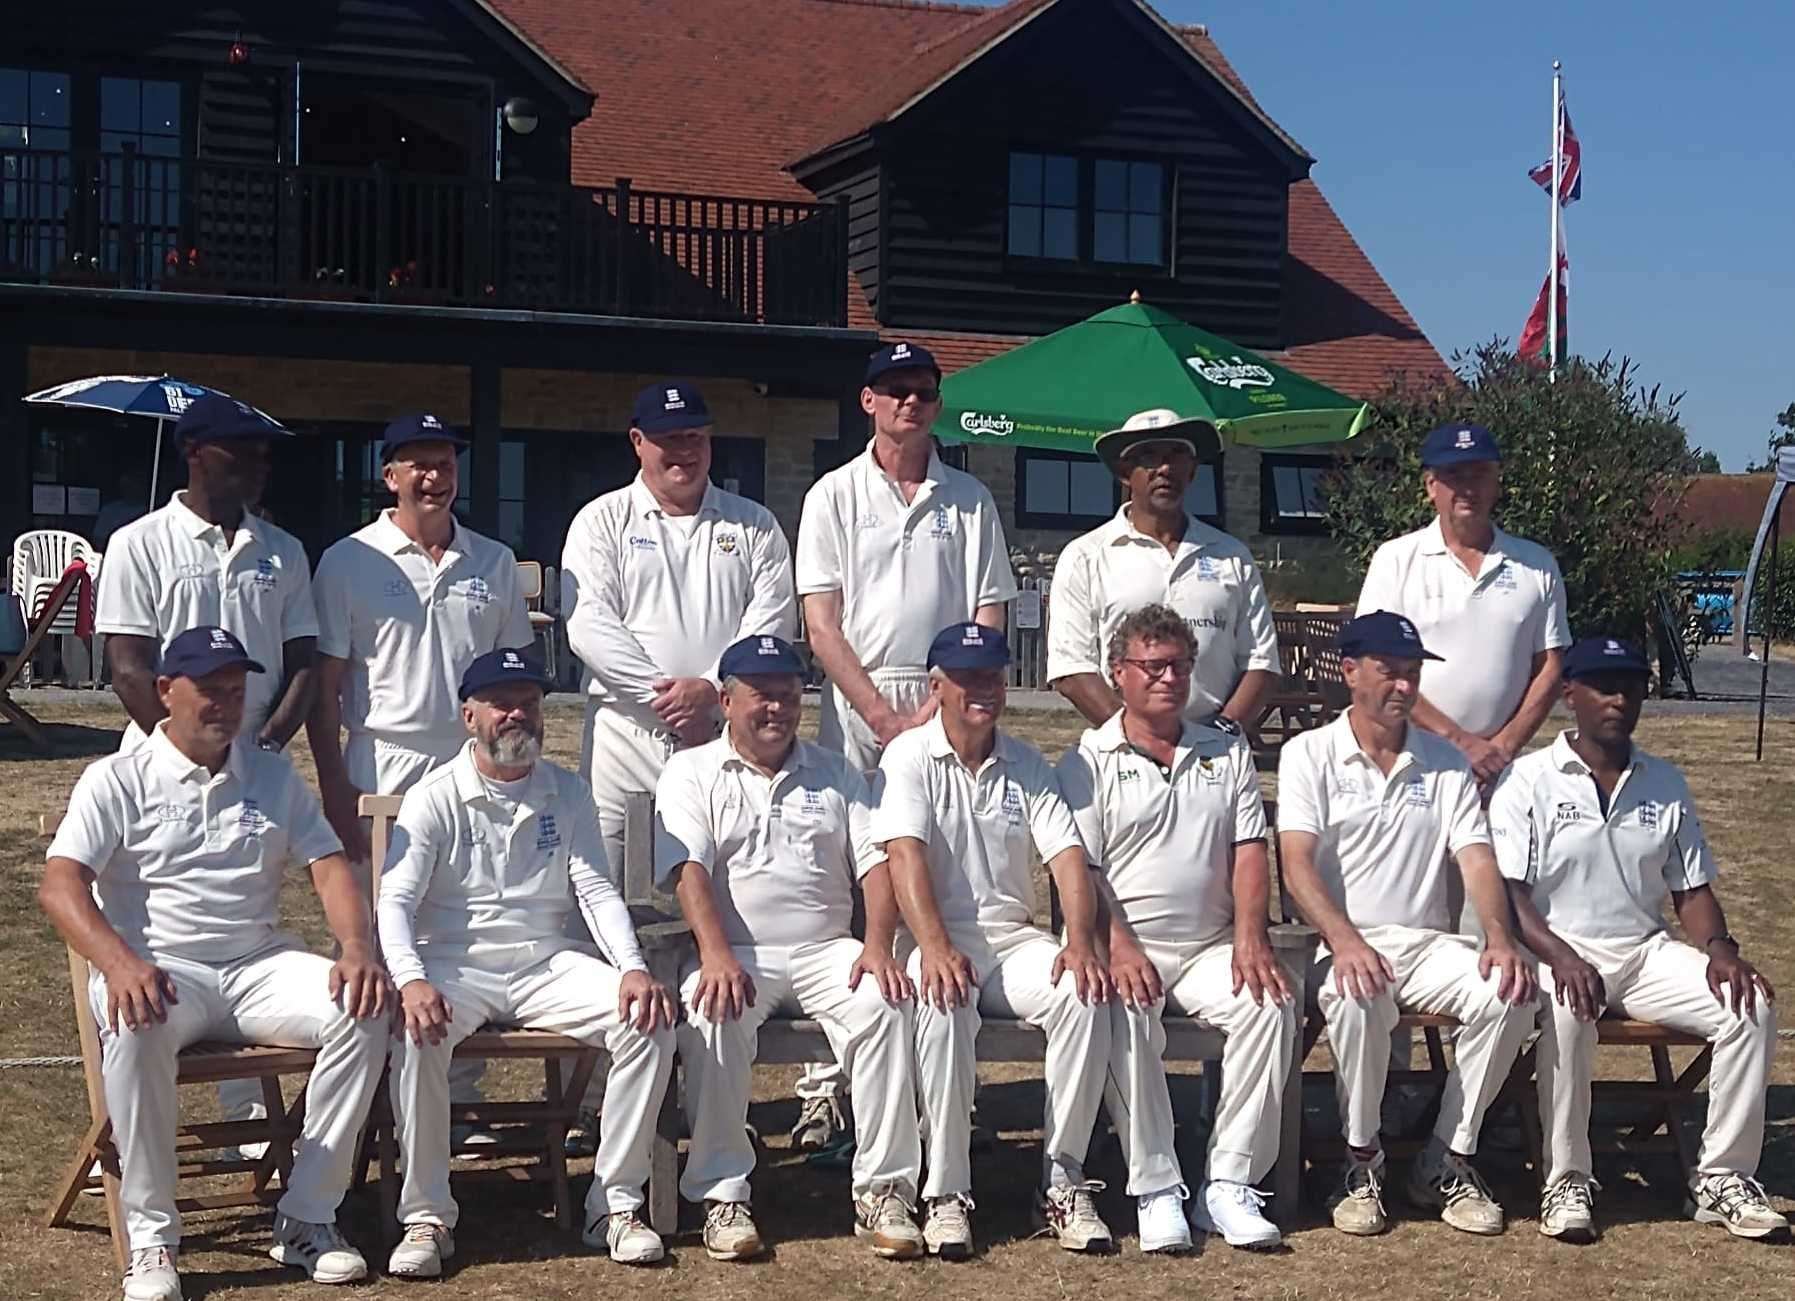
[0,719,121,760]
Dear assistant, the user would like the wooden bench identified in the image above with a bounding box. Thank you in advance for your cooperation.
[614,790,1321,1232]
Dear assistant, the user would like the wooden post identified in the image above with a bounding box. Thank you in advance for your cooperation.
[1268,922,1316,1220]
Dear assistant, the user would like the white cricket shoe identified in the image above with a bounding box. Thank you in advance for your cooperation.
[922,1193,975,1259]
[386,1223,454,1278]
[268,1213,368,1283]
[854,1188,925,1259]
[1538,1174,1598,1242]
[122,1246,181,1301]
[584,1210,665,1264]
[1190,1179,1281,1248]
[1688,1173,1789,1239]
[1407,1141,1504,1235]
[1135,1184,1192,1254]
[1035,1180,1113,1252]
[702,1200,766,1261]
[1329,1150,1388,1236]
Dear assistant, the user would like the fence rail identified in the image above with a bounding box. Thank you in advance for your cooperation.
[0,147,848,327]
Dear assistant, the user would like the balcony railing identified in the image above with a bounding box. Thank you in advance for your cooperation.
[0,146,849,328]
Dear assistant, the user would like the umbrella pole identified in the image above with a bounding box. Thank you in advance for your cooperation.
[150,417,167,509]
[1757,509,1780,761]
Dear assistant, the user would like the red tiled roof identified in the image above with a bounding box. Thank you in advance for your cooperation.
[490,0,1446,396]
[1679,474,1793,538]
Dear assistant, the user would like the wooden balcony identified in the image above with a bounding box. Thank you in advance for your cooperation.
[0,147,849,328]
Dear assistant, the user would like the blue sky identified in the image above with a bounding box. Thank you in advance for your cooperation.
[1146,1,1794,470]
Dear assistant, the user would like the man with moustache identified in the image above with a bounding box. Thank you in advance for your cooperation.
[1491,636,1784,1242]
[377,648,677,1276]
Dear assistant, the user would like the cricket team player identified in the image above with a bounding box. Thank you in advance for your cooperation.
[655,634,924,1261]
[1278,611,1538,1237]
[1049,410,1280,732]
[377,648,676,1277]
[875,623,1114,1257]
[793,340,1017,1146]
[1492,636,1785,1242]
[1057,604,1295,1253]
[40,627,390,1300]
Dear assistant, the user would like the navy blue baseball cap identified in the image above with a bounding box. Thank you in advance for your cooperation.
[173,392,291,446]
[719,633,806,680]
[632,381,711,434]
[380,412,467,460]
[1337,610,1443,662]
[160,625,265,679]
[458,647,552,701]
[865,341,941,386]
[926,622,1013,670]
[1419,422,1501,468]
[1562,636,1649,681]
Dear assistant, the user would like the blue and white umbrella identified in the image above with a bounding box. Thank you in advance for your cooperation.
[23,375,287,508]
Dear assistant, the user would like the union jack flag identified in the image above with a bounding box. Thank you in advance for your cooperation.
[1528,103,1582,205]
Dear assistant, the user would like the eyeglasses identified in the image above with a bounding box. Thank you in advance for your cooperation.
[1118,656,1194,681]
[873,383,941,404]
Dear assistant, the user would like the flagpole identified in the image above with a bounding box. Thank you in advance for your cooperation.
[1548,60,1562,379]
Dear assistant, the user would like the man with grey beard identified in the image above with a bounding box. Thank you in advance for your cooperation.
[377,648,677,1275]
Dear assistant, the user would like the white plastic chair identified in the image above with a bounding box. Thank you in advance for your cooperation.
[10,530,99,686]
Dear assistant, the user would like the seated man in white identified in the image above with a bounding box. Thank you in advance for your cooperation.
[1057,604,1296,1254]
[39,626,390,1301]
[876,623,1114,1258]
[656,634,923,1262]
[377,648,677,1276]
[1278,611,1537,1237]
[1491,636,1784,1242]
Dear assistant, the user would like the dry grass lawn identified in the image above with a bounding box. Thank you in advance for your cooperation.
[4,697,1795,1299]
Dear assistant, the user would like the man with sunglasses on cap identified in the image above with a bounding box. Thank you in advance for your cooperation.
[1278,611,1537,1239]
[96,391,323,1147]
[1489,636,1783,1243]
[1049,410,1280,734]
[875,622,1113,1258]
[40,626,391,1300]
[378,648,677,1276]
[654,634,923,1263]
[1355,423,1569,792]
[793,341,1017,1147]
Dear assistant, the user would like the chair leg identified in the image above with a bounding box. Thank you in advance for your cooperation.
[648,1062,681,1237]
[545,1056,574,1232]
[1648,1044,1703,1187]
[44,1115,110,1229]
[379,1106,399,1249]
[1273,1041,1303,1218]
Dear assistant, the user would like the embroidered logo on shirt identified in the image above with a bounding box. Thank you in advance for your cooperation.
[1554,801,1583,824]
[534,814,561,852]
[796,787,826,817]
[1195,555,1220,581]
[383,578,410,599]
[175,562,209,582]
[714,532,740,556]
[628,534,658,552]
[251,558,277,590]
[463,576,492,607]
[153,804,188,824]
[1490,563,1518,592]
[1002,785,1025,824]
[855,513,882,530]
[237,799,268,834]
[1402,775,1430,807]
[1117,767,1141,784]
[928,505,954,540]
[1636,801,1661,830]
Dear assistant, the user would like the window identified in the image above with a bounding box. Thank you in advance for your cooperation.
[1259,453,1332,535]
[1015,450,1223,530]
[1,69,73,277]
[1006,151,1169,268]
[0,68,71,150]
[1185,464,1221,523]
[99,77,183,278]
[100,77,182,158]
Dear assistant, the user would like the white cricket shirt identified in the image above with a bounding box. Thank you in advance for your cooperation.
[1355,518,1571,737]
[1276,711,1490,932]
[47,723,341,964]
[1488,731,1717,942]
[96,492,319,745]
[561,477,796,732]
[376,744,645,987]
[653,735,884,947]
[872,715,1084,936]
[795,445,1017,672]
[1057,712,1266,948]
[1047,508,1281,718]
[313,511,532,790]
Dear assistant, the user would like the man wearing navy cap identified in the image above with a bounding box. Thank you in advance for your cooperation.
[1356,423,1570,792]
[41,626,391,1299]
[874,622,1113,1256]
[793,342,1018,1148]
[1491,637,1783,1242]
[1278,611,1537,1238]
[378,647,676,1275]
[95,390,324,1146]
[654,634,923,1262]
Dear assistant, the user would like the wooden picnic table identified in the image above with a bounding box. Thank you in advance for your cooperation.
[1250,609,1350,754]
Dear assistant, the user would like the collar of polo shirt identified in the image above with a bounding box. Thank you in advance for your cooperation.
[721,730,814,776]
[373,507,460,556]
[1420,514,1512,557]
[1331,707,1424,773]
[922,712,1023,765]
[1108,504,1225,552]
[630,474,720,519]
[1550,728,1640,777]
[447,740,546,811]
[1093,709,1219,757]
[861,440,944,489]
[150,719,251,784]
[172,489,266,543]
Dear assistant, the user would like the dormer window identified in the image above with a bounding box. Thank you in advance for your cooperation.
[1006,150,1168,269]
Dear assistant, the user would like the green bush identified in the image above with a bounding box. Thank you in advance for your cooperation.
[1323,344,1692,641]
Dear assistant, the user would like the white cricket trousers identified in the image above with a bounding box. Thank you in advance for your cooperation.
[580,700,679,881]
[1106,939,1297,1193]
[1316,924,1535,1154]
[678,937,921,1203]
[389,943,674,1227]
[1536,931,1775,1185]
[910,924,1111,1199]
[818,668,930,773]
[90,942,388,1251]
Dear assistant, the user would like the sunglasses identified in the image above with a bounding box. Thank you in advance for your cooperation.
[1118,656,1194,681]
[873,383,941,404]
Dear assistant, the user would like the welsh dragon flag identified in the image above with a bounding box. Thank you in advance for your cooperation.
[1520,99,1579,364]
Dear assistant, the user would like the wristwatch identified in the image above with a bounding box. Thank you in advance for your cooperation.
[256,737,285,754]
[1705,933,1739,953]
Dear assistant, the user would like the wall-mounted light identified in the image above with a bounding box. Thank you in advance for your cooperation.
[502,96,539,136]
[228,33,251,65]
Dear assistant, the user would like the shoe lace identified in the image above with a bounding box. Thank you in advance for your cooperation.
[929,1193,974,1232]
[402,1222,441,1246]
[1343,1156,1385,1206]
[295,1219,352,1253]
[1708,1173,1774,1216]
[871,1190,915,1229]
[1543,1177,1597,1215]
[798,1096,842,1130]
[1221,1182,1271,1215]
[610,1210,649,1235]
[706,1201,753,1231]
[1437,1154,1498,1208]
[129,1246,174,1275]
[1056,1179,1107,1228]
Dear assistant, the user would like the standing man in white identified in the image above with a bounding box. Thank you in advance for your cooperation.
[1049,410,1280,732]
[1354,423,1570,791]
[794,340,1017,1148]
[1278,612,1538,1238]
[377,649,677,1276]
[1056,605,1294,1254]
[655,634,924,1262]
[1490,636,1785,1243]
[876,623,1113,1258]
[40,627,390,1301]
[95,391,322,1142]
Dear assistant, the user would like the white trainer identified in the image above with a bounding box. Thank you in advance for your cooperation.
[1407,1141,1505,1235]
[122,1246,182,1301]
[1190,1179,1281,1249]
[584,1210,665,1264]
[922,1193,975,1259]
[1538,1174,1598,1242]
[853,1188,925,1259]
[1688,1173,1789,1239]
[268,1212,368,1284]
[1136,1185,1192,1254]
[702,1200,766,1261]
[386,1222,455,1279]
[1035,1180,1113,1252]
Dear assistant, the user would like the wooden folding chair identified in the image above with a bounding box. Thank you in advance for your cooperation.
[0,566,88,750]
[357,793,602,1244]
